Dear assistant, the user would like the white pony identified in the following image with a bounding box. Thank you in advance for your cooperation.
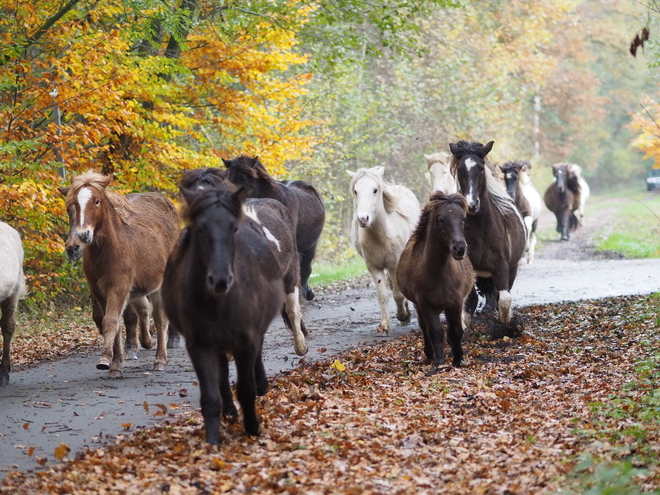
[0,222,26,386]
[569,163,590,225]
[425,152,458,194]
[517,161,543,263]
[347,166,421,335]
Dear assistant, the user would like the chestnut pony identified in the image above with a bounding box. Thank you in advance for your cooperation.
[60,172,178,377]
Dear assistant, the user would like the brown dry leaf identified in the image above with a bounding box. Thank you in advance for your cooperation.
[26,446,35,457]
[142,401,149,413]
[53,443,70,461]
[122,423,133,430]
[154,403,168,414]
[22,423,30,430]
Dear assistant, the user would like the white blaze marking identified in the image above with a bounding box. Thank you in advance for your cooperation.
[262,226,281,252]
[464,157,477,170]
[77,187,93,228]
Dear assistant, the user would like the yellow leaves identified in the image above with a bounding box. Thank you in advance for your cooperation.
[331,359,346,372]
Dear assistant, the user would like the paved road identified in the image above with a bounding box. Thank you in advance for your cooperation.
[1,256,659,477]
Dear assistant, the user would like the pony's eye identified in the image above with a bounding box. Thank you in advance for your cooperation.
[373,188,377,194]
[353,190,357,195]
[95,200,100,206]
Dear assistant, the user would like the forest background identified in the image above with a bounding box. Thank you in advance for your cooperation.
[1,0,659,308]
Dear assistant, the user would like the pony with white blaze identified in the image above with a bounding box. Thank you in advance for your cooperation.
[425,151,458,194]
[347,166,421,335]
[0,222,26,386]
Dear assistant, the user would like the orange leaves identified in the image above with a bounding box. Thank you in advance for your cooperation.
[53,443,70,461]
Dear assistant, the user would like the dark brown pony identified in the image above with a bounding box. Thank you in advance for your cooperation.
[543,162,582,241]
[223,156,325,301]
[60,172,179,377]
[450,140,527,324]
[500,161,532,218]
[61,202,153,361]
[162,183,285,445]
[178,167,309,355]
[397,192,475,367]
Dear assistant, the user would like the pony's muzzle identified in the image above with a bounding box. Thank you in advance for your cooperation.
[77,229,93,244]
[467,201,480,215]
[452,242,467,260]
[207,273,234,294]
[357,215,370,228]
[65,243,83,261]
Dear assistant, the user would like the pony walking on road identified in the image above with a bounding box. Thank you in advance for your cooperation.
[543,163,586,241]
[397,192,475,367]
[60,172,179,377]
[162,184,285,445]
[347,166,420,335]
[223,156,325,302]
[0,222,26,386]
[501,160,542,263]
[450,141,526,324]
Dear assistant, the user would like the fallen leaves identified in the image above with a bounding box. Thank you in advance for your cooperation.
[2,294,660,494]
[53,443,70,461]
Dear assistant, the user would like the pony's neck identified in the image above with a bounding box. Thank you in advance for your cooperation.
[252,179,283,202]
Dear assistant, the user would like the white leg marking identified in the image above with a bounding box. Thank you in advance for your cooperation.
[77,187,93,228]
[499,290,513,324]
[286,287,307,355]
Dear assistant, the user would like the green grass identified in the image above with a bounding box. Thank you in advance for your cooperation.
[596,192,660,259]
[308,255,367,287]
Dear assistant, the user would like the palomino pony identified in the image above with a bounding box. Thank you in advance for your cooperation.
[397,192,475,367]
[543,163,584,241]
[347,166,421,335]
[425,151,458,194]
[60,172,179,377]
[0,222,26,386]
[179,167,308,356]
[162,184,285,445]
[450,141,527,324]
[61,202,154,360]
[500,160,542,263]
[223,156,325,301]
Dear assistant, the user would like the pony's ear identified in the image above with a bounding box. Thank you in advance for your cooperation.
[346,170,356,178]
[373,166,385,178]
[222,158,232,169]
[98,174,113,189]
[424,154,431,162]
[482,141,494,157]
[449,143,459,156]
[58,186,70,197]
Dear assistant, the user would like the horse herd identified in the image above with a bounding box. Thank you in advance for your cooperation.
[0,140,589,445]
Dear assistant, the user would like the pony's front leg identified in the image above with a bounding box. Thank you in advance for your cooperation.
[389,272,411,325]
[97,292,127,376]
[151,292,168,371]
[368,265,392,335]
[528,230,537,264]
[0,296,18,386]
[131,296,153,352]
[445,305,464,367]
[188,343,222,445]
[419,304,445,366]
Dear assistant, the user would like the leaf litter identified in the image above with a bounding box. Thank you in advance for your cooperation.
[2,293,659,494]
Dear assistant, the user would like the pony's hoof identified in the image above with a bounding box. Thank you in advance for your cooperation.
[109,369,123,379]
[305,287,315,301]
[0,373,9,386]
[376,324,391,336]
[140,338,154,350]
[97,357,111,370]
[167,335,181,349]
[397,314,411,325]
[153,362,165,371]
[294,344,309,356]
[126,350,138,360]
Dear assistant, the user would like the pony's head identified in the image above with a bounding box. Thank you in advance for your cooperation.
[346,166,394,228]
[425,151,457,195]
[180,183,247,295]
[449,140,494,214]
[500,161,522,201]
[60,171,113,250]
[222,156,276,194]
[552,163,571,193]
[415,191,469,260]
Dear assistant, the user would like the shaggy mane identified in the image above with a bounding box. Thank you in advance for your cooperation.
[349,168,402,215]
[411,192,467,243]
[425,151,451,171]
[65,171,134,223]
[181,185,243,225]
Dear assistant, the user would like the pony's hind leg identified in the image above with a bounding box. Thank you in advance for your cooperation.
[123,304,139,360]
[219,353,238,418]
[299,245,318,301]
[498,290,513,324]
[389,272,411,325]
[0,295,18,386]
[131,296,153,352]
[150,292,168,371]
[282,287,308,356]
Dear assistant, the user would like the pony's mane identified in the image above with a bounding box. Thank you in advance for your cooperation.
[349,168,401,214]
[225,155,278,186]
[179,168,227,190]
[65,171,134,223]
[411,192,467,243]
[425,151,451,170]
[552,163,582,195]
[181,185,244,225]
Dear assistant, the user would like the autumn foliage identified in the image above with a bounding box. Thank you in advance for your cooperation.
[0,0,316,305]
